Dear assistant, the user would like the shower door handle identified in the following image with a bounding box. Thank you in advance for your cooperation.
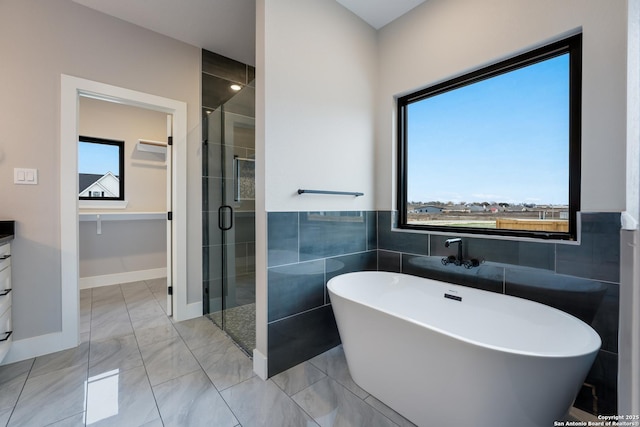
[218,205,233,231]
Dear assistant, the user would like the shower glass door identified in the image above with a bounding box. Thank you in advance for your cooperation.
[203,86,255,354]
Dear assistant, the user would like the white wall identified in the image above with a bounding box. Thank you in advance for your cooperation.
[256,0,378,361]
[262,0,378,213]
[376,0,628,213]
[0,0,201,341]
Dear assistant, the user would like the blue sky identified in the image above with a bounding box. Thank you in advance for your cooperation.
[407,54,569,205]
[78,141,120,175]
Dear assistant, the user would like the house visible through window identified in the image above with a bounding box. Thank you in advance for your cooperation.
[397,34,582,240]
[78,136,125,200]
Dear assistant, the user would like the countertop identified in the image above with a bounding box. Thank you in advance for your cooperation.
[0,221,15,245]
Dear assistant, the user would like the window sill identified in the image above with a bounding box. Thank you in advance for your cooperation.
[391,223,581,245]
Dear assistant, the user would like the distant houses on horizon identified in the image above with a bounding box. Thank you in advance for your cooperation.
[409,202,569,216]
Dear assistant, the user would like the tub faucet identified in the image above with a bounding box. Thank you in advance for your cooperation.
[444,238,463,265]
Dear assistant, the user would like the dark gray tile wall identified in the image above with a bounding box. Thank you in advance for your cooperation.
[402,253,504,293]
[203,50,255,86]
[202,50,256,113]
[378,249,401,272]
[299,212,367,261]
[267,211,377,376]
[377,210,621,416]
[268,306,341,376]
[268,260,325,322]
[557,213,621,282]
[267,212,298,267]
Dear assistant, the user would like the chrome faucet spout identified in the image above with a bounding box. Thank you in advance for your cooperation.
[444,238,461,247]
[444,238,463,265]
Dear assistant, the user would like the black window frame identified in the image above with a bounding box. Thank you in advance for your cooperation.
[78,135,125,201]
[397,34,582,240]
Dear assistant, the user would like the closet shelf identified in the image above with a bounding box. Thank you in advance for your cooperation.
[79,212,166,222]
[137,139,167,154]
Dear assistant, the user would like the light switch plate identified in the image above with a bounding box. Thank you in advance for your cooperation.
[14,168,38,185]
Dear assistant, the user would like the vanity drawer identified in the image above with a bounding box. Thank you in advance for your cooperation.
[0,243,10,272]
[0,265,10,293]
[0,307,11,362]
[0,275,10,318]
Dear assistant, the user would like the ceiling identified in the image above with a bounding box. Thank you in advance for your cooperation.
[336,0,427,30]
[72,0,427,66]
[72,0,257,65]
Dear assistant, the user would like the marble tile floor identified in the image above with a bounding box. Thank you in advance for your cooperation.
[0,279,416,427]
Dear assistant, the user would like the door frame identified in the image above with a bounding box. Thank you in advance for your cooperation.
[60,75,188,348]
[165,115,174,316]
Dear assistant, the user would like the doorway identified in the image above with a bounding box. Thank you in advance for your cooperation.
[77,98,172,313]
[60,75,188,350]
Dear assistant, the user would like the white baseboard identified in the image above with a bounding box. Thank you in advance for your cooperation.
[253,349,268,380]
[1,331,76,365]
[80,267,167,289]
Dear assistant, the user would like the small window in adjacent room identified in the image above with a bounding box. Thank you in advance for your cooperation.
[397,34,582,240]
[78,136,125,201]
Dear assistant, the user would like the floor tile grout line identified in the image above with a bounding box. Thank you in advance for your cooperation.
[307,357,325,375]
[143,277,169,314]
[142,279,172,426]
[271,363,327,398]
[145,359,167,427]
[12,289,92,426]
[360,395,405,427]
[285,379,322,427]
[5,357,36,427]
[120,281,166,427]
[216,375,261,427]
[347,375,408,426]
[135,278,243,425]
[89,281,187,426]
[41,411,86,427]
[292,374,402,427]
[177,323,246,426]
[178,316,252,386]
[304,349,408,426]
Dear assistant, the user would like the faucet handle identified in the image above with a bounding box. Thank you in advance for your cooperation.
[463,259,481,269]
[441,255,457,265]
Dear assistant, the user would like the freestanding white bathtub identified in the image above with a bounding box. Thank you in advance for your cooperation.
[327,271,601,427]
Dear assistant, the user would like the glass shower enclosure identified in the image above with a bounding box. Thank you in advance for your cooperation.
[202,80,255,354]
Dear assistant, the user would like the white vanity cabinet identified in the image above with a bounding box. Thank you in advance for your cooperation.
[0,242,12,362]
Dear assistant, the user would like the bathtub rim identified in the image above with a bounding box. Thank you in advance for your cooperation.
[327,271,602,359]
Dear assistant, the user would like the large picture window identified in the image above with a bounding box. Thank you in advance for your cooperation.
[397,34,581,240]
[78,136,125,201]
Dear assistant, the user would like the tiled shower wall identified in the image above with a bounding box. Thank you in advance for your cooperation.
[266,210,619,415]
